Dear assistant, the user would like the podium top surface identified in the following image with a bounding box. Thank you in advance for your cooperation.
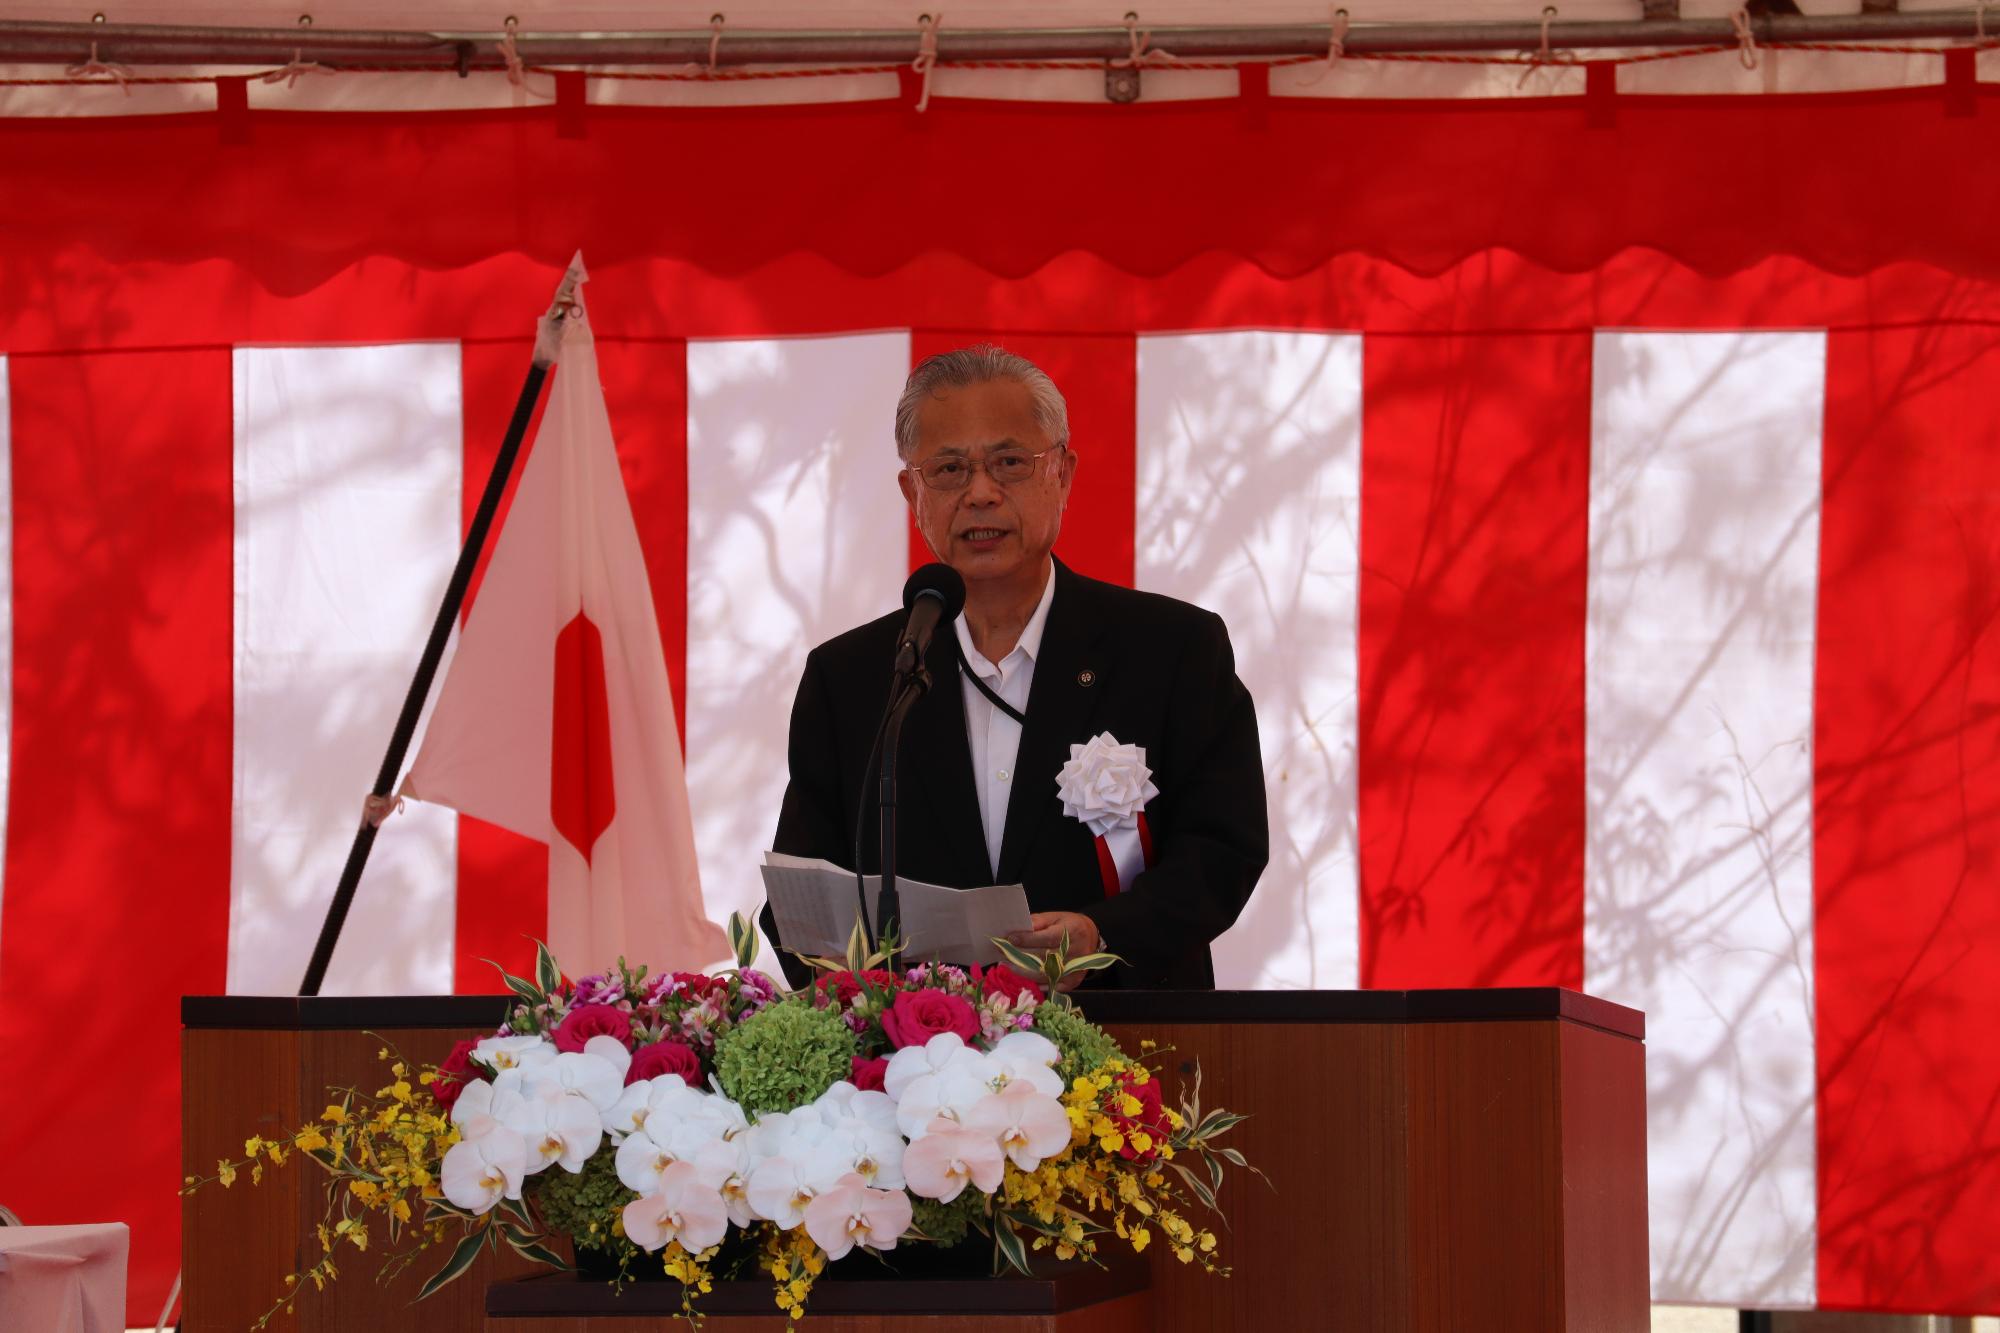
[182,986,1641,1040]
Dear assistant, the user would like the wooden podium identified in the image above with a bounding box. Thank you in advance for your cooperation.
[183,988,1647,1332]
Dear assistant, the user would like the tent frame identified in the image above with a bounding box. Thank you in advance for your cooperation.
[0,10,1992,71]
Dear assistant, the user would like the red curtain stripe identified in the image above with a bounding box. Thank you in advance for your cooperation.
[1356,332,1592,990]
[1815,323,2000,1314]
[0,348,235,1319]
[0,92,1996,290]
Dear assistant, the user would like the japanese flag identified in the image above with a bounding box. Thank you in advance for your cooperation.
[403,264,727,976]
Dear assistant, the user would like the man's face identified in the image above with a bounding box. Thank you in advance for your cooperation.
[899,376,1076,588]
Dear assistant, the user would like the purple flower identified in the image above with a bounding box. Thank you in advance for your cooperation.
[572,972,626,1006]
[735,969,778,1009]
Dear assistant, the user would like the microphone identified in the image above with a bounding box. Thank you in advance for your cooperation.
[894,563,966,683]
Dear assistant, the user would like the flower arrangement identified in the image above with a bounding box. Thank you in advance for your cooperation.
[188,915,1256,1328]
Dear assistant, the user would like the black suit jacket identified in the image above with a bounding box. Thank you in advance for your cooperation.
[761,560,1268,990]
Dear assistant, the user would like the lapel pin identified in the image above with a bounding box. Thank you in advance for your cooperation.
[1077,669,1095,687]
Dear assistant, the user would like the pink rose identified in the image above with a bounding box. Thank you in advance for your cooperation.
[431,1039,479,1112]
[849,1055,889,1092]
[879,988,979,1049]
[627,1040,703,1086]
[978,964,1045,1007]
[554,1003,632,1053]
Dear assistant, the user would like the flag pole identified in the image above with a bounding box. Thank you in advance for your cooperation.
[297,255,589,997]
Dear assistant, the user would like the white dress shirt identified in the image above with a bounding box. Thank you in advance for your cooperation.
[954,568,1058,880]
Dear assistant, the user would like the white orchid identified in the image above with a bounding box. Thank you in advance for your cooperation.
[692,1136,758,1228]
[623,1160,730,1254]
[605,1080,652,1139]
[902,1116,1005,1202]
[812,1081,898,1126]
[888,1052,1006,1141]
[987,1031,1065,1097]
[501,1082,603,1174]
[745,1155,820,1230]
[582,1034,633,1080]
[472,1034,557,1074]
[965,1082,1072,1171]
[439,1126,529,1213]
[804,1172,913,1260]
[526,1049,626,1115]
[449,1075,527,1143]
[808,1086,907,1191]
[882,1033,990,1101]
[614,1116,730,1194]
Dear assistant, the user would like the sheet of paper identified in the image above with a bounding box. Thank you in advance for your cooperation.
[759,852,1031,966]
[892,879,1033,966]
[758,854,874,957]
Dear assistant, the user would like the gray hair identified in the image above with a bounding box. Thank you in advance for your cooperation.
[893,343,1071,461]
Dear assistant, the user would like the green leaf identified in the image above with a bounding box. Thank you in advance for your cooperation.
[1167,1161,1218,1213]
[1196,1110,1248,1139]
[990,937,1044,977]
[506,1236,571,1270]
[1053,1204,1109,1236]
[533,940,561,996]
[1059,951,1123,974]
[415,1226,488,1301]
[1206,1152,1224,1193]
[991,1215,1032,1277]
[726,912,761,970]
[845,915,869,974]
[482,958,543,1007]
[1217,1148,1247,1167]
[786,948,848,974]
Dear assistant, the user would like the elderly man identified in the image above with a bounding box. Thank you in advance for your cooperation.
[763,345,1267,989]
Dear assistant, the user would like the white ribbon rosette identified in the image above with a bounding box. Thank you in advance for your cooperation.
[1057,732,1158,836]
[1056,732,1158,893]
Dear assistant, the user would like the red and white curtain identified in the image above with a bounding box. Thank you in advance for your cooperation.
[2,83,1998,1323]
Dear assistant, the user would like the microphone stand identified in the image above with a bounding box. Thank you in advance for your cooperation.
[875,661,931,949]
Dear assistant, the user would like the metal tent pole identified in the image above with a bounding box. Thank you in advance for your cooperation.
[0,11,1994,69]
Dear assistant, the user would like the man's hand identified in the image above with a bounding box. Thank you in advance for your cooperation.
[1006,911,1102,993]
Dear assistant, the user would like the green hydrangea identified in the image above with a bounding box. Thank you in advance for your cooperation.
[1031,1000,1123,1089]
[525,1147,633,1254]
[713,998,857,1115]
[911,1188,989,1248]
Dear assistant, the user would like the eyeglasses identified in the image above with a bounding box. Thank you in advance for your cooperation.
[905,443,1066,492]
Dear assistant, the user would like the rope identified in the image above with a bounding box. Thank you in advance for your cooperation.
[1292,7,1349,88]
[63,41,134,93]
[913,13,938,112]
[258,47,332,88]
[1111,11,1179,69]
[1517,6,1582,88]
[1731,8,1760,71]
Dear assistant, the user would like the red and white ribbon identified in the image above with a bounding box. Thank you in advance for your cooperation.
[1058,731,1160,897]
[1094,812,1155,897]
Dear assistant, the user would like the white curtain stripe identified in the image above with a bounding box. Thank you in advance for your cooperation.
[1585,330,1825,1306]
[229,343,463,995]
[1135,331,1365,991]
[684,333,912,950]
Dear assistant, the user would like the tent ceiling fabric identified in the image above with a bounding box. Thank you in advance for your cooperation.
[0,0,1975,34]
